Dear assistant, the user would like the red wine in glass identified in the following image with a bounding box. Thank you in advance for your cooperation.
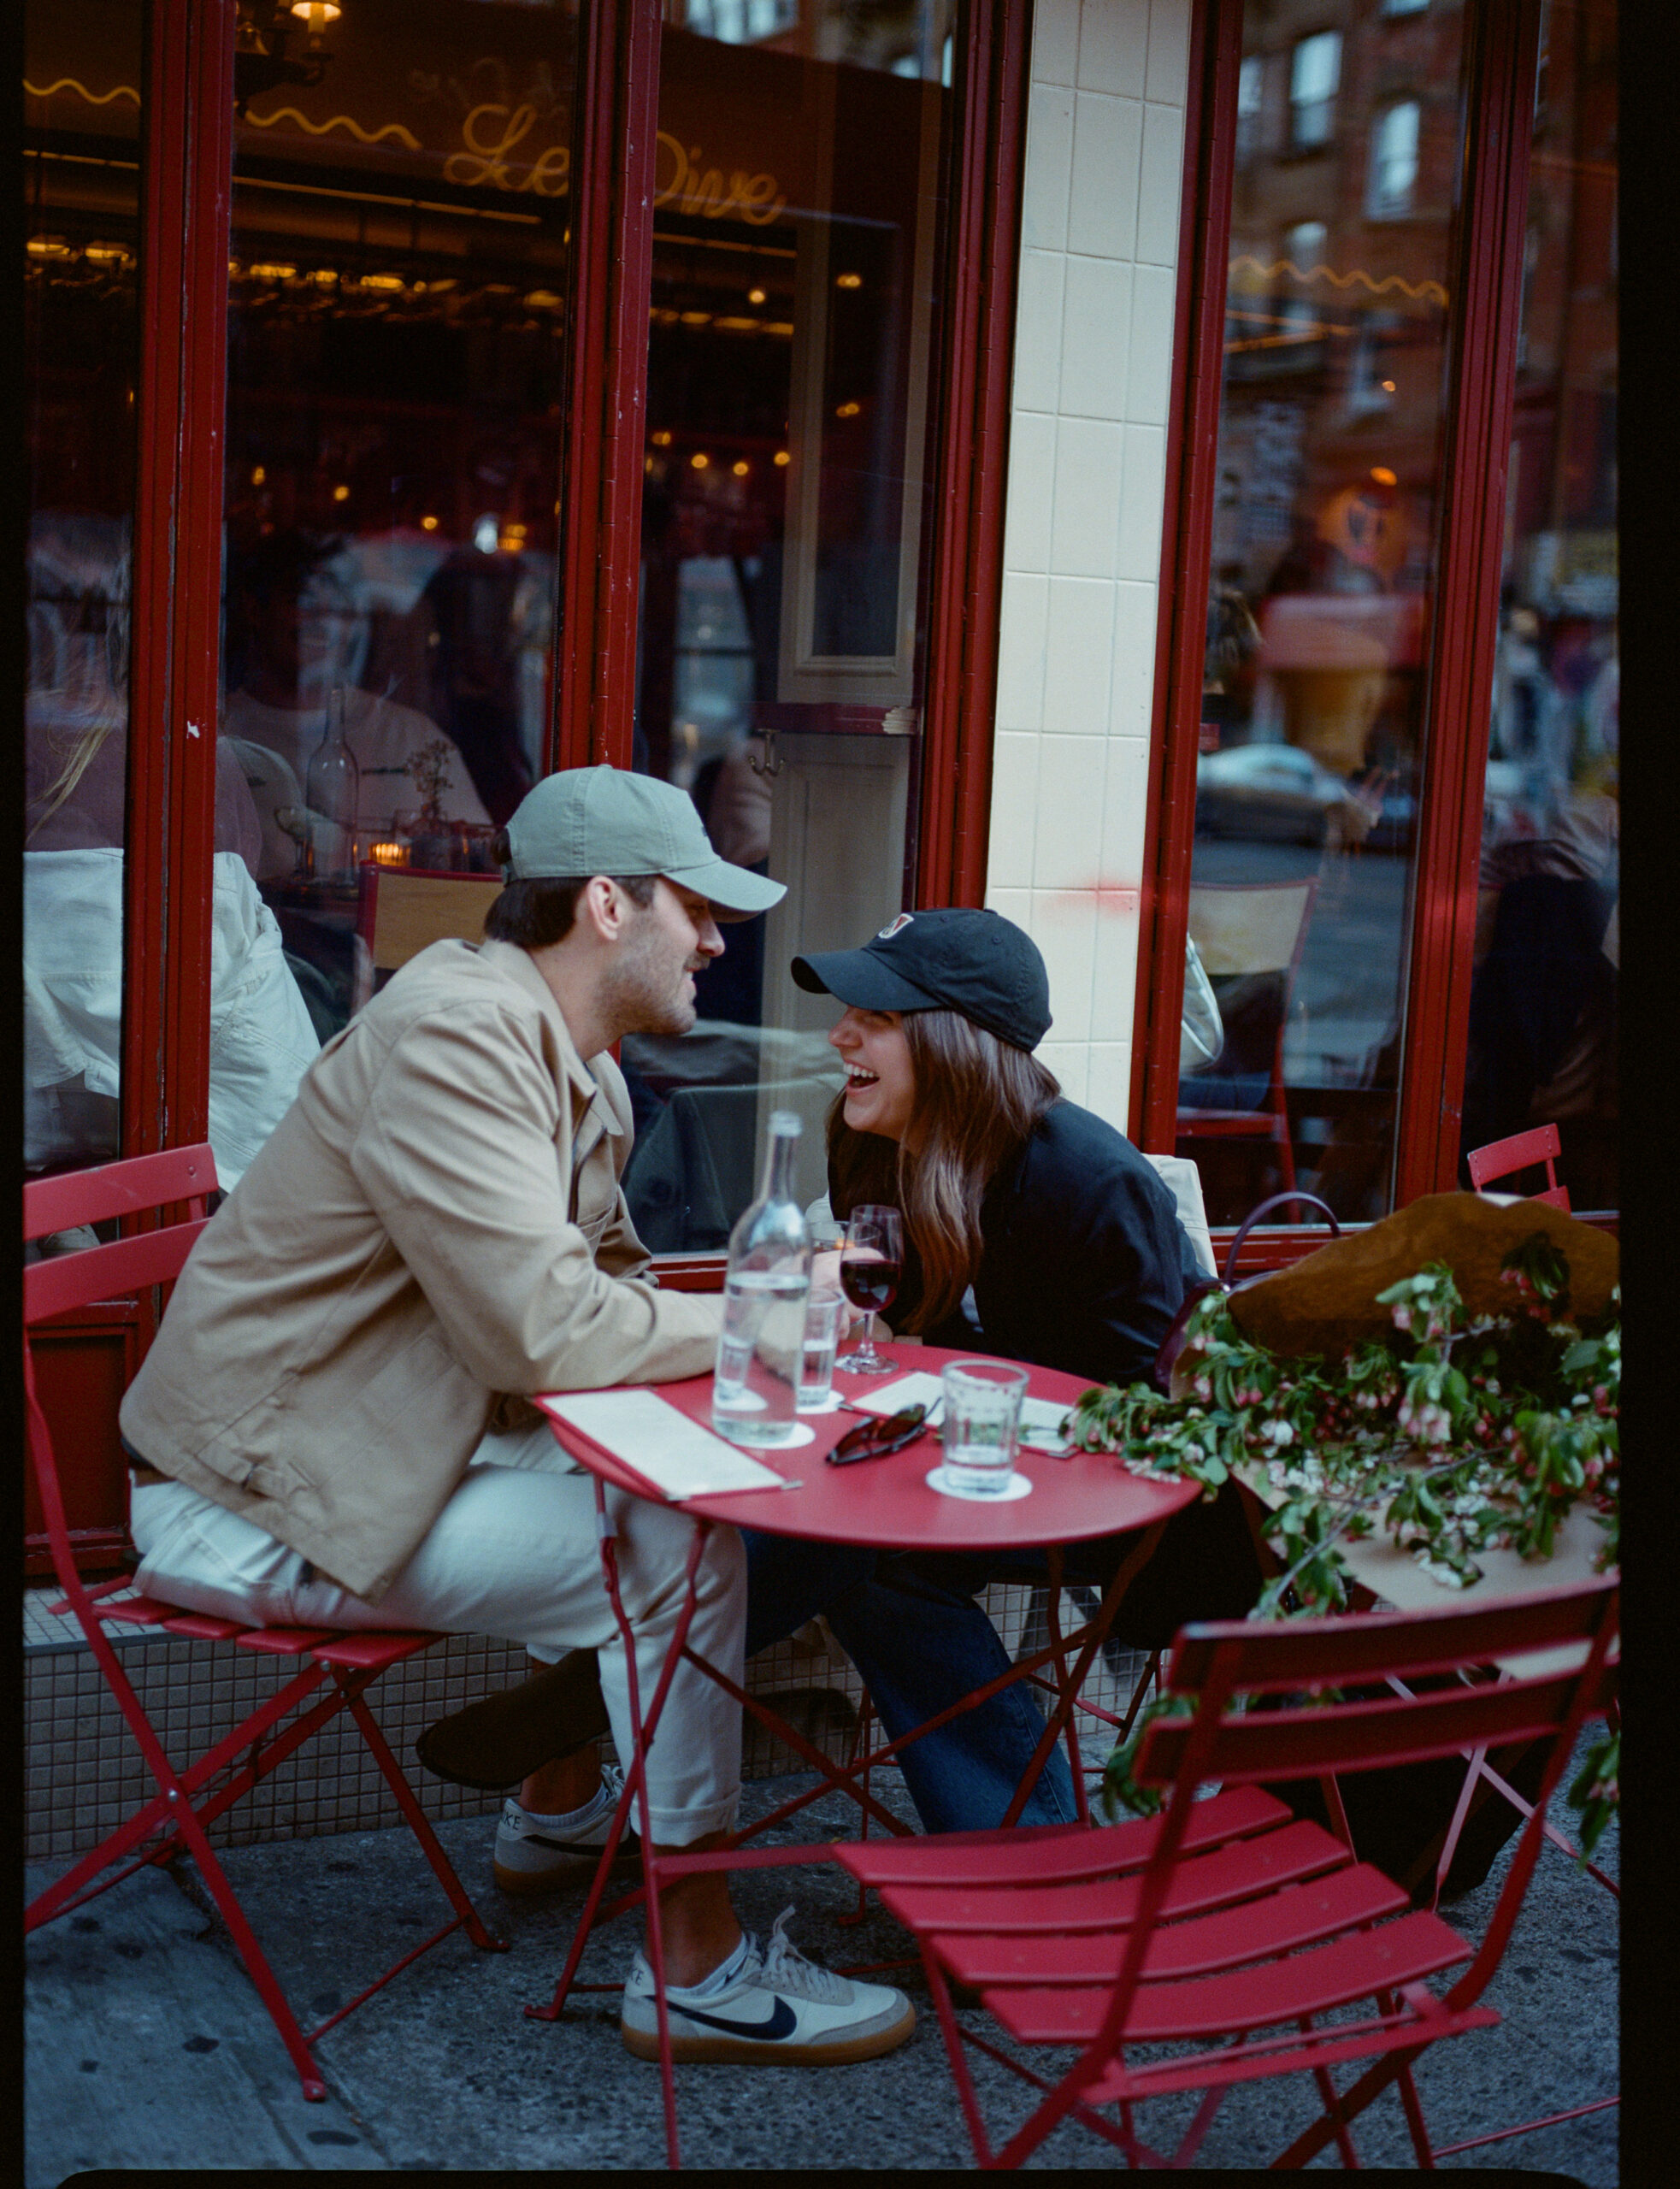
[837,1205,902,1375]
[840,1259,900,1316]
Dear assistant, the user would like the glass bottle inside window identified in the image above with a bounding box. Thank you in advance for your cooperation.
[304,684,359,885]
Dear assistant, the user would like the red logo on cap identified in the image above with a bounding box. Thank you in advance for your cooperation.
[876,913,914,941]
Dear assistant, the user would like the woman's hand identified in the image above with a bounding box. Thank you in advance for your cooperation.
[812,1248,865,1332]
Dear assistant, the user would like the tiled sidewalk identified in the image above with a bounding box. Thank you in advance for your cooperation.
[25,1755,1618,2179]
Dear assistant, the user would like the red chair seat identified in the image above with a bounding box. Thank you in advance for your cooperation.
[890,1818,1365,1956]
[986,1905,1471,2045]
[937,1861,1409,1990]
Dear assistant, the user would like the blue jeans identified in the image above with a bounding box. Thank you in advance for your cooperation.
[743,1533,1081,1833]
[743,1483,1263,1834]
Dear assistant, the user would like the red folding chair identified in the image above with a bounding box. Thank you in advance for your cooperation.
[24,1144,506,2102]
[1465,1122,1571,1209]
[837,1578,1617,2169]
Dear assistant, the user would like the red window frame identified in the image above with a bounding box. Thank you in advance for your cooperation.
[1129,0,1557,1226]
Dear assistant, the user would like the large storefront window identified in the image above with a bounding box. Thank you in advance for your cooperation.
[23,0,144,1189]
[622,1,952,1245]
[220,0,575,1049]
[1459,0,1618,1211]
[1176,0,1469,1224]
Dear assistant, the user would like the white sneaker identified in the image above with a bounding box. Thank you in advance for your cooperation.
[621,1907,916,2066]
[492,1767,636,1895]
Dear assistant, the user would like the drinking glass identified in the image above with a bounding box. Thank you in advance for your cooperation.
[836,1205,901,1374]
[937,1359,1029,1496]
[796,1289,846,1413]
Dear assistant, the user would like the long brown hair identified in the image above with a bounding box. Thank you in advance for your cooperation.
[827,1009,1059,1330]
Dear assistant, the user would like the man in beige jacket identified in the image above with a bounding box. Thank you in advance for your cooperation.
[119,764,914,2068]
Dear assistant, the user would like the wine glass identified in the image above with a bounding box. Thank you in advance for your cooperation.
[836,1205,902,1375]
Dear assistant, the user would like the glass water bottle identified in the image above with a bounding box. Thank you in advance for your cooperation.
[711,1111,812,1446]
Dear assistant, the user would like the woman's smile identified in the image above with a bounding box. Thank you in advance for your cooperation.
[831,1008,916,1142]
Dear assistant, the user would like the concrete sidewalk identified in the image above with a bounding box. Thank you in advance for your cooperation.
[25,1761,1618,2179]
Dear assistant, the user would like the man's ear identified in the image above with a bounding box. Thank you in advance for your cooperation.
[580,874,630,943]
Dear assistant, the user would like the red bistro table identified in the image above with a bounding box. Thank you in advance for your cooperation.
[526,1345,1200,2166]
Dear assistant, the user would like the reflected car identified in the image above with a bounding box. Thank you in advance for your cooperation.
[1194,741,1369,846]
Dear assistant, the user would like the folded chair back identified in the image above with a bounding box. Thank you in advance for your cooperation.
[26,1142,215,1327]
[26,1147,218,1595]
[1141,1579,1618,1790]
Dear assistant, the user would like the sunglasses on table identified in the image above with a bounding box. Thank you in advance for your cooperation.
[825,1404,934,1467]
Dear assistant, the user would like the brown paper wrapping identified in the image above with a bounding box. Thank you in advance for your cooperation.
[1226,1193,1618,1360]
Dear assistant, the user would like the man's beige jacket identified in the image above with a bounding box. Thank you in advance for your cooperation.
[121,938,722,1601]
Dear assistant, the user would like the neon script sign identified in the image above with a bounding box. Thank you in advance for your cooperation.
[444,105,784,224]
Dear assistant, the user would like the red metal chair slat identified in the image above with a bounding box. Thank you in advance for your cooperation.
[24,1143,217,1236]
[1164,1575,1606,1690]
[1137,1666,1611,1785]
[309,1631,439,1670]
[230,1626,340,1655]
[1465,1122,1570,1209]
[841,1784,1289,1891]
[156,1612,251,1642]
[72,1596,181,1627]
[24,1147,505,2104]
[953,1862,1416,1997]
[836,1578,1618,2168]
[880,1815,1350,1938]
[25,1223,213,1323]
[987,1908,1472,2044]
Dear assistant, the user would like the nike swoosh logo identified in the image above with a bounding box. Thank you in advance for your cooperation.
[523,1831,636,1854]
[667,1994,798,2042]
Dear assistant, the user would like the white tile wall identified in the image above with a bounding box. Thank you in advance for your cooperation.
[993,0,1190,1136]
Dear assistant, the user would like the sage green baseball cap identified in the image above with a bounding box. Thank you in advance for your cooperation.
[503,764,785,917]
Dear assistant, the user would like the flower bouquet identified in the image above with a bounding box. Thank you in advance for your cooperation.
[1067,1195,1619,1850]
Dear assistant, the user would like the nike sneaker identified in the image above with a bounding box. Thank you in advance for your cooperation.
[621,1907,916,2065]
[492,1768,636,1894]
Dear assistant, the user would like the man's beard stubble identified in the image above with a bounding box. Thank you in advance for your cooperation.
[603,912,700,1038]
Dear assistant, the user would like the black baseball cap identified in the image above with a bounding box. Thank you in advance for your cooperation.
[792,908,1052,1050]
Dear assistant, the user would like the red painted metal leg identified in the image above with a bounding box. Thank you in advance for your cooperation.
[1301,2015,1362,2168]
[339,1681,504,1950]
[1170,2080,1232,2168]
[159,1779,329,2101]
[27,1620,330,2100]
[999,1522,1167,1830]
[533,1481,712,2169]
[834,1690,877,1926]
[1039,1549,1090,1823]
[1431,2094,1618,2156]
[924,1947,998,2166]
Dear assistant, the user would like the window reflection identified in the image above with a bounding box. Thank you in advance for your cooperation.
[622,3,952,1248]
[1176,0,1467,1225]
[221,0,575,1044]
[24,3,143,1192]
[1460,0,1618,1212]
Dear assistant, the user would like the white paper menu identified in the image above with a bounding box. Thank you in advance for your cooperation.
[542,1390,788,1499]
